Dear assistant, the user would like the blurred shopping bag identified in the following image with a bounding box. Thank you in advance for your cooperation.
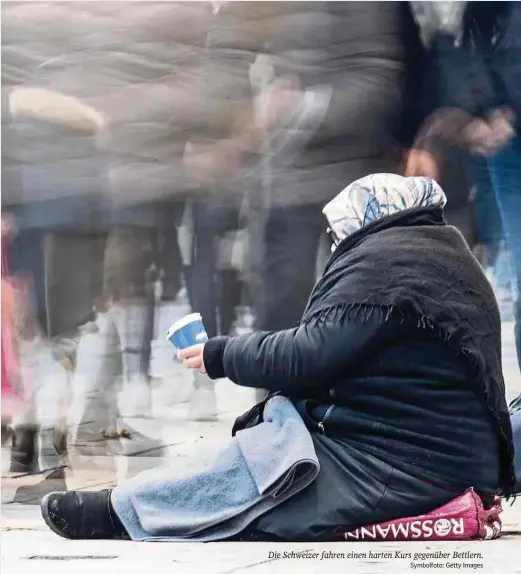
[1,237,25,418]
[217,229,249,273]
[1,278,24,417]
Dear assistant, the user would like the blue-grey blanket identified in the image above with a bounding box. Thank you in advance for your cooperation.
[111,396,320,541]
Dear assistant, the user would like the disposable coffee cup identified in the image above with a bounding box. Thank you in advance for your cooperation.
[167,313,209,350]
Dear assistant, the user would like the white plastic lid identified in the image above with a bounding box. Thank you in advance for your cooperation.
[167,313,203,338]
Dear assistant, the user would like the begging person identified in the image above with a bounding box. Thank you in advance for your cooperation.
[40,174,516,541]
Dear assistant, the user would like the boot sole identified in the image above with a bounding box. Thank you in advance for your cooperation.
[40,492,74,539]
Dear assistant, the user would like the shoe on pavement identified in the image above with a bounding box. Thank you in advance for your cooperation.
[41,489,128,540]
[9,425,40,474]
[14,467,67,505]
[117,425,167,457]
[70,428,122,457]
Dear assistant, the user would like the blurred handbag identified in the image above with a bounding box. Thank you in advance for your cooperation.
[231,391,280,437]
[217,229,249,272]
[217,192,251,273]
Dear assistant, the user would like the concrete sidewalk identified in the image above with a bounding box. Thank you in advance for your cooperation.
[1,507,521,574]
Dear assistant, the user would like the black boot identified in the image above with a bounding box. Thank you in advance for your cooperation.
[2,425,13,447]
[41,489,129,540]
[10,425,39,474]
[13,427,69,504]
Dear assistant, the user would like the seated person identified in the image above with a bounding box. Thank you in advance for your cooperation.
[40,174,516,541]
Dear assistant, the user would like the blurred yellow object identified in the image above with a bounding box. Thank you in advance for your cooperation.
[9,87,107,135]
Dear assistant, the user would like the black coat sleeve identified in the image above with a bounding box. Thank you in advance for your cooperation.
[203,306,394,394]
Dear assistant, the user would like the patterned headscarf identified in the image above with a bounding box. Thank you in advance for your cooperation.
[323,173,447,248]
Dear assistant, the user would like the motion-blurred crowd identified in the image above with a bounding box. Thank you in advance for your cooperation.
[2,1,521,498]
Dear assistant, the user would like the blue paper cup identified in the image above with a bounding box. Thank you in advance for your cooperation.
[167,313,209,350]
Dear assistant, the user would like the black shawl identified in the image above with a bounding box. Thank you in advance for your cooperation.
[302,206,516,498]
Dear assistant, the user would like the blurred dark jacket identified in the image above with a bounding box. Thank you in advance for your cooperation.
[200,1,424,207]
[460,1,521,129]
[408,2,521,246]
[87,2,212,225]
[2,2,213,229]
[412,2,521,143]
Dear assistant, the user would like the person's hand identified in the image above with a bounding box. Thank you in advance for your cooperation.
[404,149,439,180]
[462,118,502,155]
[462,108,515,155]
[178,344,206,375]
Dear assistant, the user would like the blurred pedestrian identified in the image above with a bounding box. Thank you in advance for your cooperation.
[406,1,521,370]
[67,2,219,447]
[185,2,424,402]
[2,1,113,495]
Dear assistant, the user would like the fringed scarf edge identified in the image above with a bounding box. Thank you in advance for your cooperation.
[301,302,517,501]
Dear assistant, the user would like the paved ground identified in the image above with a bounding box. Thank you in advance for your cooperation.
[2,319,521,573]
[2,509,521,574]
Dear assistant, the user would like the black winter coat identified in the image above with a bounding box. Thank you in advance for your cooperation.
[203,208,514,496]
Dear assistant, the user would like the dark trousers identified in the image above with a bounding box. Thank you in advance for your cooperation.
[254,204,325,331]
[488,137,521,369]
[9,229,105,338]
[102,226,156,382]
[470,156,504,259]
[187,202,242,339]
[239,435,467,541]
[8,229,48,333]
[103,226,154,301]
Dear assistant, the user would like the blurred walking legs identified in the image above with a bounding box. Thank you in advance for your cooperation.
[488,137,521,368]
[185,202,244,421]
[470,156,515,320]
[255,205,325,332]
[103,226,154,418]
[251,204,325,403]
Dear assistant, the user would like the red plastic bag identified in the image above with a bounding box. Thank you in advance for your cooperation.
[334,489,502,542]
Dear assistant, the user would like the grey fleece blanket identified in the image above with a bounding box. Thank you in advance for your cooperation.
[111,396,320,541]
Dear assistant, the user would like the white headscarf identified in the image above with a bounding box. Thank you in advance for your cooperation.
[323,174,447,248]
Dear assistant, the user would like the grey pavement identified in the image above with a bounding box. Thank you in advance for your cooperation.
[1,316,521,573]
[1,519,521,574]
